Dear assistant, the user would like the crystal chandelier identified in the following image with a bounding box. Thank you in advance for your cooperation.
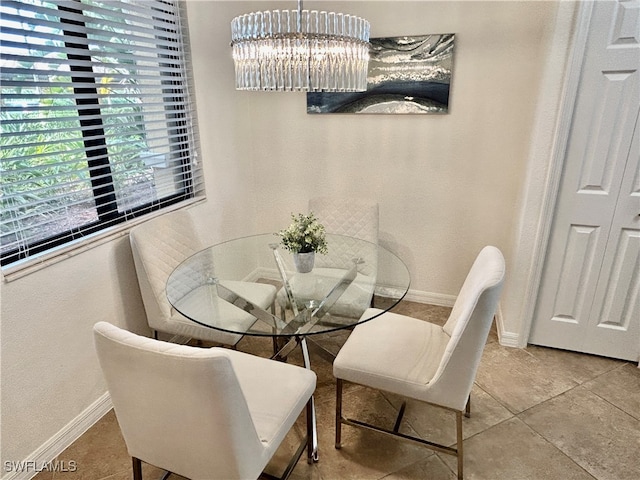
[231,1,371,92]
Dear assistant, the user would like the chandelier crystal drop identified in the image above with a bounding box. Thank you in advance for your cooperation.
[231,4,371,92]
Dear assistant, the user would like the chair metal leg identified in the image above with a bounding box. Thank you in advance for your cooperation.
[306,399,314,464]
[335,378,343,449]
[299,338,318,462]
[132,457,142,480]
[456,410,464,479]
[262,399,313,480]
[336,380,466,478]
[132,457,173,480]
[270,303,280,356]
[393,401,407,432]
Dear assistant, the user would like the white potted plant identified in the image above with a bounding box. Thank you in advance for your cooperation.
[277,212,328,273]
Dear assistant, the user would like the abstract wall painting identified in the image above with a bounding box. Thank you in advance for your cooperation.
[307,34,455,115]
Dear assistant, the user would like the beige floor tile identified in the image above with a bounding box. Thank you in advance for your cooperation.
[237,334,279,358]
[383,455,457,479]
[33,301,634,480]
[315,387,431,480]
[583,363,640,420]
[311,329,350,351]
[475,342,580,413]
[31,468,54,480]
[97,463,179,480]
[262,421,319,480]
[286,464,324,480]
[526,345,626,384]
[41,411,172,480]
[439,417,596,479]
[380,301,452,327]
[285,459,324,480]
[46,410,131,480]
[383,384,513,447]
[519,386,640,480]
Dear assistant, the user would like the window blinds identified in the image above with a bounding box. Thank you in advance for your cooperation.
[0,0,204,266]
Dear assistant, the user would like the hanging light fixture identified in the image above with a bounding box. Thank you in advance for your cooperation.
[231,1,371,92]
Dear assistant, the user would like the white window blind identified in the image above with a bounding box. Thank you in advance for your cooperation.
[0,0,203,266]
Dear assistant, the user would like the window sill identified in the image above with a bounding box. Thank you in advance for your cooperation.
[1,198,205,283]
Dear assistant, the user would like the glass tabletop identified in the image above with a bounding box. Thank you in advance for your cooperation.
[166,233,410,337]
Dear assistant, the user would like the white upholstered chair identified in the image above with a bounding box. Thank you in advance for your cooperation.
[129,209,277,347]
[333,246,505,479]
[277,197,379,318]
[309,196,378,246]
[94,321,316,480]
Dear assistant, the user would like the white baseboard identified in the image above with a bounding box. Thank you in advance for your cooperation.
[249,267,280,283]
[3,334,191,480]
[494,305,521,347]
[403,289,456,307]
[405,291,522,347]
[248,272,524,347]
[2,393,112,480]
[498,331,521,347]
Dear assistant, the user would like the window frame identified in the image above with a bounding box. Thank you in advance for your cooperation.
[0,0,203,268]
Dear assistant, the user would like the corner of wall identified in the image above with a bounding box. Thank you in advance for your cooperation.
[1,394,112,480]
[501,0,582,348]
[495,304,524,348]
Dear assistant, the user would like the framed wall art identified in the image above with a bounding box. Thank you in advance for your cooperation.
[307,34,455,114]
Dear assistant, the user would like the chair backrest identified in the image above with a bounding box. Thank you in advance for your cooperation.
[426,246,505,411]
[93,322,265,479]
[129,210,203,332]
[309,196,379,243]
[309,196,379,276]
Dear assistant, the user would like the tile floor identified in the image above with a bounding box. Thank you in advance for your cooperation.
[35,302,640,480]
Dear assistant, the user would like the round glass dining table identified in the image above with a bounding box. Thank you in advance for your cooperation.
[166,233,410,339]
[166,233,410,461]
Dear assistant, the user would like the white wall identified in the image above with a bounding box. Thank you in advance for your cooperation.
[187,1,571,324]
[0,238,147,468]
[0,0,575,473]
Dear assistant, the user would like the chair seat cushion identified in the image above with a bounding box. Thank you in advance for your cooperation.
[333,308,450,398]
[277,268,375,318]
[227,350,317,458]
[169,286,262,345]
[221,280,276,309]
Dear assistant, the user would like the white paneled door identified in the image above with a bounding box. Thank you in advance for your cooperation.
[529,0,640,361]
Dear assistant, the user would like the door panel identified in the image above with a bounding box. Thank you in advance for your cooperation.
[593,229,638,331]
[609,0,639,44]
[582,111,640,359]
[578,71,636,195]
[530,0,640,361]
[552,225,601,325]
